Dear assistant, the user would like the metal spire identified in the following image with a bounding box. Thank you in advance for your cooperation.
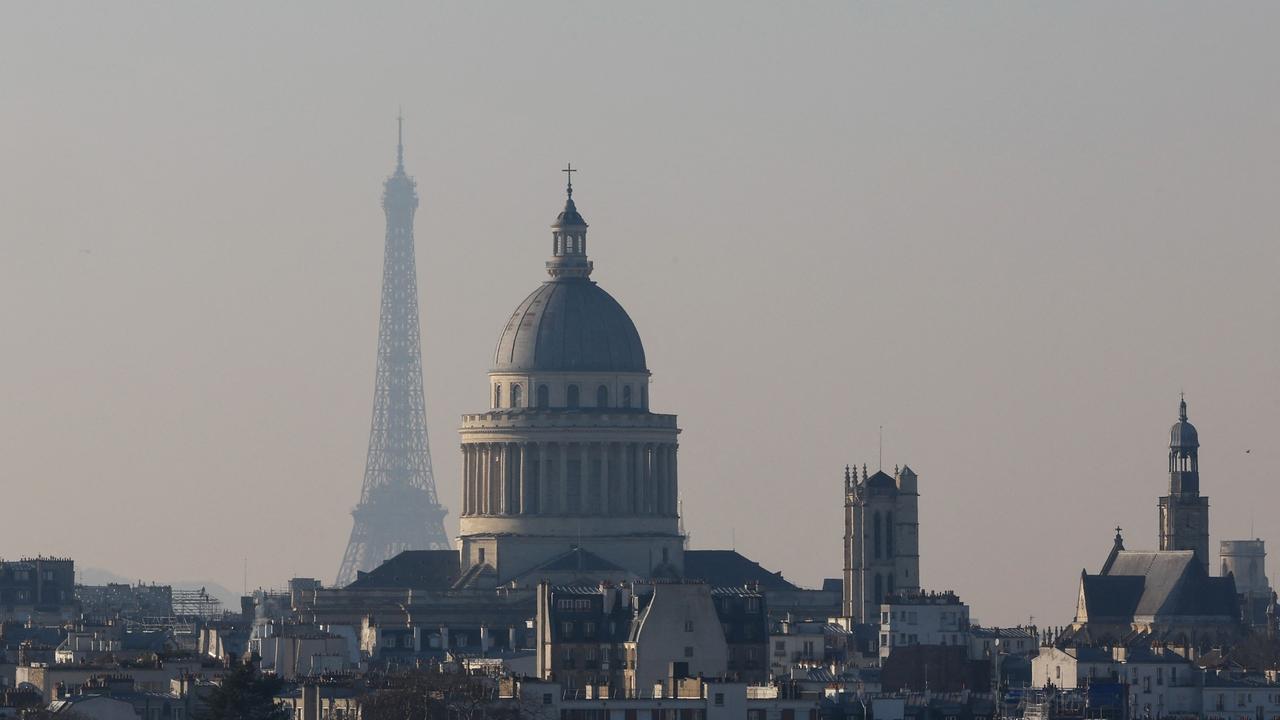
[1179,392,1188,422]
[396,111,405,173]
[562,163,577,197]
[337,124,451,587]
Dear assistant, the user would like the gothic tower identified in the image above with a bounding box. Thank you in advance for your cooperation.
[843,464,921,623]
[1158,396,1209,572]
[336,120,450,587]
[456,169,683,585]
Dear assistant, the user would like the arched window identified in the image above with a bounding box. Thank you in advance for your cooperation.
[873,573,883,603]
[622,386,633,408]
[887,573,895,596]
[596,385,609,408]
[493,384,502,409]
[885,511,894,557]
[566,385,580,409]
[641,385,648,410]
[873,512,883,560]
[536,385,550,408]
[510,385,522,408]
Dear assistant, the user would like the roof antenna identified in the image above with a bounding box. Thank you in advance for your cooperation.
[396,109,405,172]
[879,425,884,471]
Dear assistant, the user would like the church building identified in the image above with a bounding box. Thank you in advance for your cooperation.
[842,464,921,624]
[456,172,685,585]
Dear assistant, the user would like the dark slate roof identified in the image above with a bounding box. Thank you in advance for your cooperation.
[865,470,898,492]
[1080,575,1145,620]
[526,546,625,574]
[493,279,647,373]
[683,550,799,591]
[347,550,460,591]
[1080,550,1239,622]
[554,197,587,228]
[1171,398,1199,448]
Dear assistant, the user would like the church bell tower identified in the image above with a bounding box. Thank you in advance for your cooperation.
[1158,396,1209,572]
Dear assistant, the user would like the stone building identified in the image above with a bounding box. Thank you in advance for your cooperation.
[1066,529,1240,647]
[877,589,970,661]
[458,178,684,585]
[1219,539,1275,630]
[842,465,921,623]
[0,557,76,623]
[1159,396,1210,571]
[535,581,767,696]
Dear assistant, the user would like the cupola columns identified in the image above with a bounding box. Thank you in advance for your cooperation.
[547,165,593,280]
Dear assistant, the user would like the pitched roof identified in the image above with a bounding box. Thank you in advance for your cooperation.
[347,550,460,591]
[1079,549,1239,623]
[526,546,625,574]
[683,550,799,591]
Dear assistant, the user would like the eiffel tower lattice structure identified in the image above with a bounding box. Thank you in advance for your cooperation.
[336,120,450,587]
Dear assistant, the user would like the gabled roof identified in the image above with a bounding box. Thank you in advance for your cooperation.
[1078,549,1239,623]
[521,547,626,579]
[347,550,460,591]
[683,550,799,591]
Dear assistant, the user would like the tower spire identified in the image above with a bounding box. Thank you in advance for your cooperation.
[396,111,405,173]
[546,164,592,280]
[337,123,450,587]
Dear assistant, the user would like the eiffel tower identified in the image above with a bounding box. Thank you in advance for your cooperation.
[336,119,450,587]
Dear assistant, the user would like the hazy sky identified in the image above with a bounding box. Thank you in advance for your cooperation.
[2,2,1278,625]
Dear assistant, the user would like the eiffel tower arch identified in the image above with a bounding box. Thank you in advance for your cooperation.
[336,119,450,587]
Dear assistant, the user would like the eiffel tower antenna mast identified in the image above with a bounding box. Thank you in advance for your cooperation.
[336,117,451,586]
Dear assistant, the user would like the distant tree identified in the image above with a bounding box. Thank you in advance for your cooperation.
[196,659,289,720]
[1224,631,1280,671]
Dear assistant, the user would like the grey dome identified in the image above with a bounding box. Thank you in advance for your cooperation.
[493,278,647,373]
[1170,398,1199,449]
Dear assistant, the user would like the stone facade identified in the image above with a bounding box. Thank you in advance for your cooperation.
[1158,397,1210,571]
[842,465,921,623]
[457,182,684,584]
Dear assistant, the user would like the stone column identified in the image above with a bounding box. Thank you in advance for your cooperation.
[499,443,510,515]
[614,440,624,512]
[518,443,530,514]
[580,443,591,513]
[669,444,679,516]
[539,442,552,514]
[559,442,569,513]
[478,444,488,515]
[655,444,667,515]
[643,443,654,515]
[601,442,611,515]
[462,446,472,515]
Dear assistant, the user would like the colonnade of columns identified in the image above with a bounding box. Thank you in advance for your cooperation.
[459,441,677,518]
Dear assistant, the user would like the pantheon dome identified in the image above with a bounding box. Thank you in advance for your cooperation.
[456,175,683,586]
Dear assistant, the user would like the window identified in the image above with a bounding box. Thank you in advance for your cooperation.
[537,385,550,408]
[562,622,574,636]
[874,573,883,602]
[478,548,486,564]
[596,385,609,407]
[543,694,553,706]
[684,621,694,632]
[684,646,694,658]
[584,622,596,637]
[511,385,522,408]
[775,640,786,653]
[641,385,648,409]
[567,385,580,408]
[873,512,883,559]
[745,598,759,613]
[493,384,502,408]
[622,386,633,408]
[714,693,725,707]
